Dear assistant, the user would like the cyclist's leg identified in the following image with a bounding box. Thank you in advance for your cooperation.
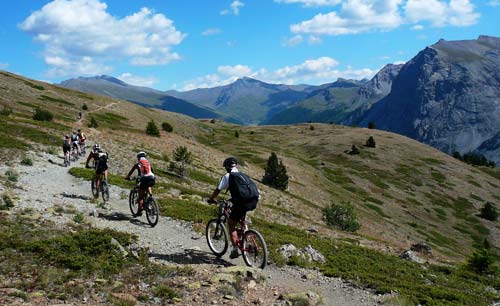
[227,217,239,246]
[229,204,246,246]
[138,188,145,209]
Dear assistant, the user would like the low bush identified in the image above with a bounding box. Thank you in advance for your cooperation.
[365,136,376,148]
[162,121,173,132]
[0,194,14,210]
[21,157,33,166]
[0,106,13,116]
[146,120,160,137]
[33,109,53,121]
[82,103,88,110]
[323,202,360,232]
[479,202,498,221]
[88,117,98,128]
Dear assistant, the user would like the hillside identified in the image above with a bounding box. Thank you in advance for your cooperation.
[359,35,500,164]
[1,70,500,305]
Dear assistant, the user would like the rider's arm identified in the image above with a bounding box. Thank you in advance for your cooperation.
[85,152,94,167]
[125,163,138,180]
[208,188,221,202]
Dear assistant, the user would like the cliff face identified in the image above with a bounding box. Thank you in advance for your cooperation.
[360,36,500,163]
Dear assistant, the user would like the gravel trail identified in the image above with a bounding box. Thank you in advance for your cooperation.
[9,152,392,306]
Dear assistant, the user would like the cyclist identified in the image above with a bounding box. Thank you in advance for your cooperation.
[70,131,80,156]
[85,144,109,196]
[208,157,259,259]
[62,135,71,164]
[125,152,155,215]
[77,129,87,153]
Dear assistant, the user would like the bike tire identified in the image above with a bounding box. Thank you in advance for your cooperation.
[206,219,229,257]
[91,179,99,198]
[145,196,159,227]
[242,229,268,269]
[101,181,109,202]
[129,189,140,216]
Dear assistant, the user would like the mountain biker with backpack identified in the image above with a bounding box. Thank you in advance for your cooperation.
[77,129,87,153]
[71,131,80,156]
[85,143,109,196]
[125,152,155,215]
[208,157,260,259]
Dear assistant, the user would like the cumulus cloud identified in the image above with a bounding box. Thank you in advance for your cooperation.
[221,1,245,15]
[308,35,323,44]
[180,57,375,90]
[287,0,479,37]
[282,35,304,47]
[118,72,158,87]
[405,0,479,27]
[291,0,403,35]
[202,28,222,36]
[274,0,342,7]
[19,0,186,77]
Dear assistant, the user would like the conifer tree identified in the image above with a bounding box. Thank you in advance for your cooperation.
[262,152,289,190]
[146,120,160,137]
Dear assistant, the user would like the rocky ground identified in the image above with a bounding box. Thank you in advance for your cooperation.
[0,152,396,305]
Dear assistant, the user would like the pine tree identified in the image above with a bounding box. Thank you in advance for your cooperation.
[365,136,376,148]
[146,120,160,137]
[262,152,289,190]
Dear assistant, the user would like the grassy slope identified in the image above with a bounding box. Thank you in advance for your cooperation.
[1,70,499,305]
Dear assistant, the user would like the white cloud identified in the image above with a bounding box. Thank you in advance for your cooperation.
[202,28,222,36]
[411,24,424,30]
[221,1,245,15]
[282,35,304,47]
[0,62,9,69]
[308,35,323,44]
[180,57,375,90]
[405,0,479,27]
[488,0,500,6]
[118,72,158,87]
[275,0,342,7]
[20,0,186,77]
[291,0,403,35]
[393,60,406,65]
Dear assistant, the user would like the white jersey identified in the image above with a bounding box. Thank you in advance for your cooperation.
[217,167,239,191]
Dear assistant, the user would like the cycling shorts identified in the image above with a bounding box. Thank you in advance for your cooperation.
[229,199,257,222]
[139,176,155,189]
[95,161,108,175]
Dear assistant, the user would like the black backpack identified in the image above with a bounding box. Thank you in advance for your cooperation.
[228,172,259,205]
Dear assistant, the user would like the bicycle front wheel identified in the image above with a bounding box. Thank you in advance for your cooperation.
[129,189,139,216]
[206,219,228,257]
[101,181,109,202]
[145,196,159,227]
[91,179,98,197]
[242,229,268,269]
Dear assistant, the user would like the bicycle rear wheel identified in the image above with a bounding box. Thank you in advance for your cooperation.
[145,196,159,227]
[101,180,109,202]
[91,179,99,198]
[129,189,139,216]
[206,219,228,257]
[242,229,268,269]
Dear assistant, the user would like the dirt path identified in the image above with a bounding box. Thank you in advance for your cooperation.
[8,152,393,306]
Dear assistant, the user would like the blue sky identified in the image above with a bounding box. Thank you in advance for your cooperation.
[0,0,498,91]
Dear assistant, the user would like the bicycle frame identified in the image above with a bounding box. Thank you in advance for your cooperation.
[216,200,250,252]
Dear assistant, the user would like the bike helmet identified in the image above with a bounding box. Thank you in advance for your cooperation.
[93,143,101,152]
[137,151,147,160]
[65,135,69,139]
[223,157,237,171]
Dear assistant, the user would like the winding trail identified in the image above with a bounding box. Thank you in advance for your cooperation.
[10,152,392,306]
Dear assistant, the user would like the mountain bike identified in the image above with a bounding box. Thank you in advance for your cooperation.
[128,176,159,227]
[71,144,79,161]
[79,140,86,155]
[63,150,71,167]
[206,199,268,269]
[90,172,109,202]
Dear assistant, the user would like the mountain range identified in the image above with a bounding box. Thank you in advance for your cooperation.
[60,35,500,164]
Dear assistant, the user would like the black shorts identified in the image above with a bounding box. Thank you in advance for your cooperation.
[230,199,257,221]
[63,146,70,154]
[95,161,108,175]
[139,176,155,189]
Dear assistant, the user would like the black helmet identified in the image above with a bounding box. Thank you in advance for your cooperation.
[223,157,237,170]
[137,151,147,160]
[93,143,100,151]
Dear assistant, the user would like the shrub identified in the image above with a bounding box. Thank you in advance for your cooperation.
[348,144,360,155]
[365,136,376,148]
[153,284,179,299]
[0,106,13,116]
[21,157,33,166]
[210,118,216,124]
[467,248,496,274]
[262,152,289,190]
[73,212,85,224]
[146,120,160,137]
[479,202,498,221]
[33,109,53,121]
[173,146,192,164]
[5,169,18,182]
[235,130,239,138]
[0,194,14,210]
[368,122,376,129]
[88,117,98,128]
[82,103,88,110]
[309,125,315,131]
[323,202,360,232]
[162,121,173,132]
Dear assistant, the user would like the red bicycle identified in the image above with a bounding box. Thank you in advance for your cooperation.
[206,199,268,269]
